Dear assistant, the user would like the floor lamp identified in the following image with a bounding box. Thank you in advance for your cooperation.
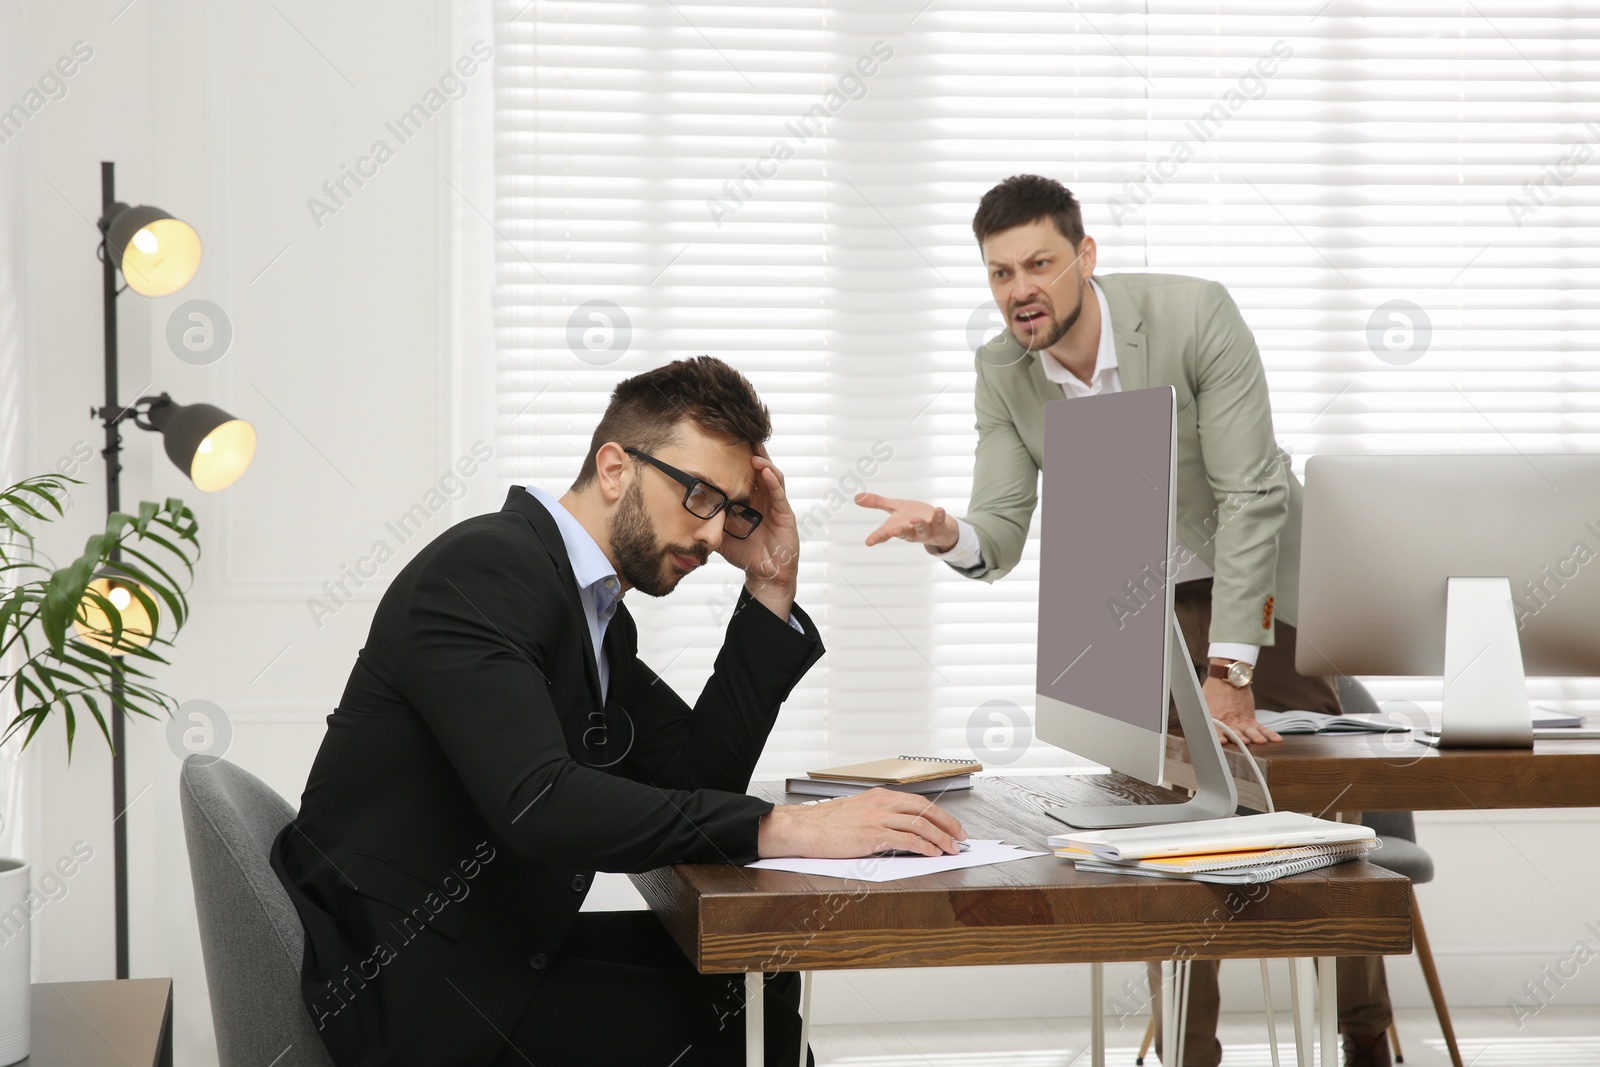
[92,160,256,978]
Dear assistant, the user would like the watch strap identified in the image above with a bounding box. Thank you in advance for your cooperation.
[1207,661,1253,687]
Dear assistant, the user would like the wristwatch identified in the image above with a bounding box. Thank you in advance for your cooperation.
[1207,660,1254,688]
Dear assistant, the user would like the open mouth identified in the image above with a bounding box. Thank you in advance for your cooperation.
[1014,307,1048,325]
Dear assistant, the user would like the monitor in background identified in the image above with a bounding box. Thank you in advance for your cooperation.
[1034,386,1237,829]
[1296,454,1600,747]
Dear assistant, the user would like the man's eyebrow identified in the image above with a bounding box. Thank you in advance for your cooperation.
[986,248,1054,268]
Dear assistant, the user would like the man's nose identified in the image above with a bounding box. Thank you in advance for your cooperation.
[1009,279,1040,309]
[693,511,724,553]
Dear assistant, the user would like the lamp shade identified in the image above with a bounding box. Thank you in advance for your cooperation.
[104,203,202,297]
[147,400,256,492]
[72,573,155,656]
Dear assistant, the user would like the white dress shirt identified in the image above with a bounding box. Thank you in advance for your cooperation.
[522,484,807,701]
[931,279,1259,666]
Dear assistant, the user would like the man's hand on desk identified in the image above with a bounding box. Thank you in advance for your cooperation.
[756,788,967,859]
[1203,672,1281,746]
[855,493,961,554]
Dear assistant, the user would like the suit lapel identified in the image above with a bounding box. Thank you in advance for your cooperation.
[1024,348,1061,412]
[600,602,632,712]
[499,486,605,707]
[1098,274,1149,392]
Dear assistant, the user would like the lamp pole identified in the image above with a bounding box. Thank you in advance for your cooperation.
[96,159,131,981]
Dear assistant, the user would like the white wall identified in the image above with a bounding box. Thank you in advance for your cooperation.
[0,0,38,887]
[15,2,498,1063]
[7,3,1598,1065]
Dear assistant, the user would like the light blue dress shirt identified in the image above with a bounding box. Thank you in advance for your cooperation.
[521,485,803,702]
[523,485,625,700]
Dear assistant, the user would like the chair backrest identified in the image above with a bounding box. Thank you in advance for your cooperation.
[1360,808,1417,842]
[178,755,336,1067]
[1334,677,1422,843]
[1334,675,1383,718]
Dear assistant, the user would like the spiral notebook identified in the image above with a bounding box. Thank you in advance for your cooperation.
[1056,839,1379,874]
[805,755,983,785]
[1049,810,1374,862]
[1067,848,1371,885]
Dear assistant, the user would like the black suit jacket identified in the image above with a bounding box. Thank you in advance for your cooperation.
[270,486,824,1067]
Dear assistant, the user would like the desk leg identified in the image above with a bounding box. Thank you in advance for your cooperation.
[1089,962,1105,1067]
[1161,961,1177,1067]
[1289,958,1315,1067]
[797,971,812,1067]
[1174,958,1190,1067]
[1260,960,1281,1067]
[1317,958,1337,1067]
[747,971,764,1067]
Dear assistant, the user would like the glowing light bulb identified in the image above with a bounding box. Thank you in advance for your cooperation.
[198,439,213,454]
[132,228,159,254]
[73,576,154,654]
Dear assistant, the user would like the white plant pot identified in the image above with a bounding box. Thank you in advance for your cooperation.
[0,859,28,1065]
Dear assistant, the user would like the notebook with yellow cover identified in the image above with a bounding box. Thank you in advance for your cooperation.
[806,755,983,785]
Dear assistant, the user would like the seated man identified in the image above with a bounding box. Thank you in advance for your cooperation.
[272,356,965,1067]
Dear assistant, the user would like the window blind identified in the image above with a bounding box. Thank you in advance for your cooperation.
[492,1,1600,777]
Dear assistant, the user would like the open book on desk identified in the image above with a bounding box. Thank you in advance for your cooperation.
[1255,709,1407,734]
[1264,705,1590,736]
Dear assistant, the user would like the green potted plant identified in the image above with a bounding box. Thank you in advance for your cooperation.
[0,472,201,757]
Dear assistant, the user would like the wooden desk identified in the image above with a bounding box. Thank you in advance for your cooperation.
[1164,732,1600,814]
[631,776,1413,1067]
[23,978,173,1067]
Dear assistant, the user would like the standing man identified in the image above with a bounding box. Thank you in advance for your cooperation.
[855,176,1393,1067]
[273,357,965,1067]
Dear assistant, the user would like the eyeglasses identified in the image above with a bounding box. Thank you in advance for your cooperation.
[624,447,764,539]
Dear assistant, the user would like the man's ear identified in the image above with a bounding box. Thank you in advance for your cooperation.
[1077,234,1097,280]
[594,442,630,504]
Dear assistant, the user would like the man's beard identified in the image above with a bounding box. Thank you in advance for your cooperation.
[1012,278,1086,353]
[609,478,705,597]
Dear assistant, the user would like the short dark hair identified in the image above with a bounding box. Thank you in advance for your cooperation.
[572,356,772,489]
[971,174,1084,248]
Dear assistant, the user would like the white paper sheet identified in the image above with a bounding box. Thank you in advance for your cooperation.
[744,839,1048,883]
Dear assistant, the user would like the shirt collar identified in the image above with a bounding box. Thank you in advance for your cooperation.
[521,484,623,614]
[1038,278,1118,385]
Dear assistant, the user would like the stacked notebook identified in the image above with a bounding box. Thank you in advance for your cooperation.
[784,755,983,798]
[1048,811,1380,885]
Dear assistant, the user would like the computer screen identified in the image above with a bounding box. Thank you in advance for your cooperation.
[1296,454,1600,678]
[1034,386,1178,787]
[1297,453,1600,745]
[1033,385,1238,827]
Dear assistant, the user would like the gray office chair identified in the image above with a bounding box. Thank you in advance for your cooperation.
[179,754,337,1067]
[1336,678,1464,1067]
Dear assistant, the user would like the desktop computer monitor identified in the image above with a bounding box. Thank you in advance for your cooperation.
[1033,386,1237,828]
[1296,454,1600,746]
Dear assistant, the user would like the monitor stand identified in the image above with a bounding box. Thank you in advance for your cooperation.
[1046,613,1240,829]
[1433,575,1533,748]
